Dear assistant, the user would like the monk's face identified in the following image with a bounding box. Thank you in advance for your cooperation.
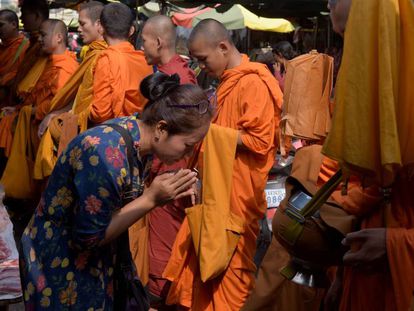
[141,24,160,65]
[153,122,210,165]
[78,9,102,45]
[189,38,228,78]
[0,16,16,41]
[328,0,352,36]
[39,21,59,54]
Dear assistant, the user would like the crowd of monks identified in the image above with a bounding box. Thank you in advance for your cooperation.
[1,0,414,310]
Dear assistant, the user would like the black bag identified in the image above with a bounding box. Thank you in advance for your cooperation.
[107,124,150,311]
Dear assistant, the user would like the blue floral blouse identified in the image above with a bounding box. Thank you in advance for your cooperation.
[20,115,151,310]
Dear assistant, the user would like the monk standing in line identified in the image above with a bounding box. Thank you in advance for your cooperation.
[163,19,283,310]
[0,0,48,160]
[321,0,414,310]
[142,15,196,84]
[34,1,107,181]
[88,2,152,125]
[1,19,78,200]
[0,9,29,94]
[136,15,197,307]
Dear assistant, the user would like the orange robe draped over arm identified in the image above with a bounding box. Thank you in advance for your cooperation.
[33,50,79,121]
[164,55,283,310]
[89,42,152,124]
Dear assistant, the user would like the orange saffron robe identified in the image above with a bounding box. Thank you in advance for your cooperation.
[0,33,29,87]
[33,50,79,121]
[0,51,78,199]
[89,42,153,124]
[164,55,283,310]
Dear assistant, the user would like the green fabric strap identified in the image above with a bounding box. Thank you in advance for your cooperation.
[12,37,28,65]
[282,169,343,246]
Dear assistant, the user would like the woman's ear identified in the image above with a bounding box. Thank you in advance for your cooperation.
[155,120,168,140]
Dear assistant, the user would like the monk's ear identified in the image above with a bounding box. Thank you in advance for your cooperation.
[218,41,230,55]
[56,32,64,45]
[128,25,135,38]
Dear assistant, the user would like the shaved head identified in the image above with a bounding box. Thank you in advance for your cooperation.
[143,15,176,49]
[47,19,68,44]
[79,1,104,23]
[40,19,68,54]
[0,9,18,26]
[189,18,232,47]
[0,9,19,40]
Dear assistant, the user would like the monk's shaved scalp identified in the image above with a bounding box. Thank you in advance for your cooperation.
[44,19,68,46]
[79,1,104,23]
[21,0,49,20]
[144,15,176,49]
[189,18,233,47]
[100,3,134,40]
[0,9,19,26]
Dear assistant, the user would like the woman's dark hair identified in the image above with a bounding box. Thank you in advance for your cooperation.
[272,41,297,61]
[140,73,214,135]
[256,52,275,75]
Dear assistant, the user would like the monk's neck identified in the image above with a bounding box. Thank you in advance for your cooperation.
[105,37,128,47]
[2,31,20,44]
[159,50,176,66]
[226,50,242,71]
[53,45,67,55]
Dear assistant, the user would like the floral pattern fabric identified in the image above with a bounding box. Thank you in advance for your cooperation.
[20,115,151,310]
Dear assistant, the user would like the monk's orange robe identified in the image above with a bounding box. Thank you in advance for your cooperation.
[33,50,79,121]
[33,40,107,180]
[1,50,78,199]
[164,55,283,310]
[0,33,29,86]
[0,34,44,156]
[89,42,152,124]
[10,33,43,99]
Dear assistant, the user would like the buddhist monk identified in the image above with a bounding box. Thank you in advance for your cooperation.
[163,19,283,310]
[0,9,29,91]
[88,2,152,124]
[321,0,414,310]
[1,19,78,200]
[0,0,48,159]
[33,1,107,181]
[138,15,197,305]
[142,15,196,84]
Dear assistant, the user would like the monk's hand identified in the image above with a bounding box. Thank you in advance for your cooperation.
[145,169,197,207]
[342,228,387,270]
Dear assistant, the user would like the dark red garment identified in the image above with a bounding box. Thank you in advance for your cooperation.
[147,57,196,298]
[158,54,196,85]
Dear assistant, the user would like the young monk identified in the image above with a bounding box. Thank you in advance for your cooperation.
[0,9,29,91]
[163,19,283,310]
[88,2,152,124]
[1,19,78,200]
[136,14,197,304]
[322,0,414,310]
[34,1,107,181]
[142,15,196,84]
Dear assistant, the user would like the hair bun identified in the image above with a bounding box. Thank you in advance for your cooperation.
[140,72,181,102]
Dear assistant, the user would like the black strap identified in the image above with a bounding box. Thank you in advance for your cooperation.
[105,124,137,268]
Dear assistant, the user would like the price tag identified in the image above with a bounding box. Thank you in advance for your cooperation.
[265,188,286,208]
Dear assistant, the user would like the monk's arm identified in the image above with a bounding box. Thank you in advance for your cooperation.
[236,75,276,155]
[89,55,114,124]
[35,69,74,121]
